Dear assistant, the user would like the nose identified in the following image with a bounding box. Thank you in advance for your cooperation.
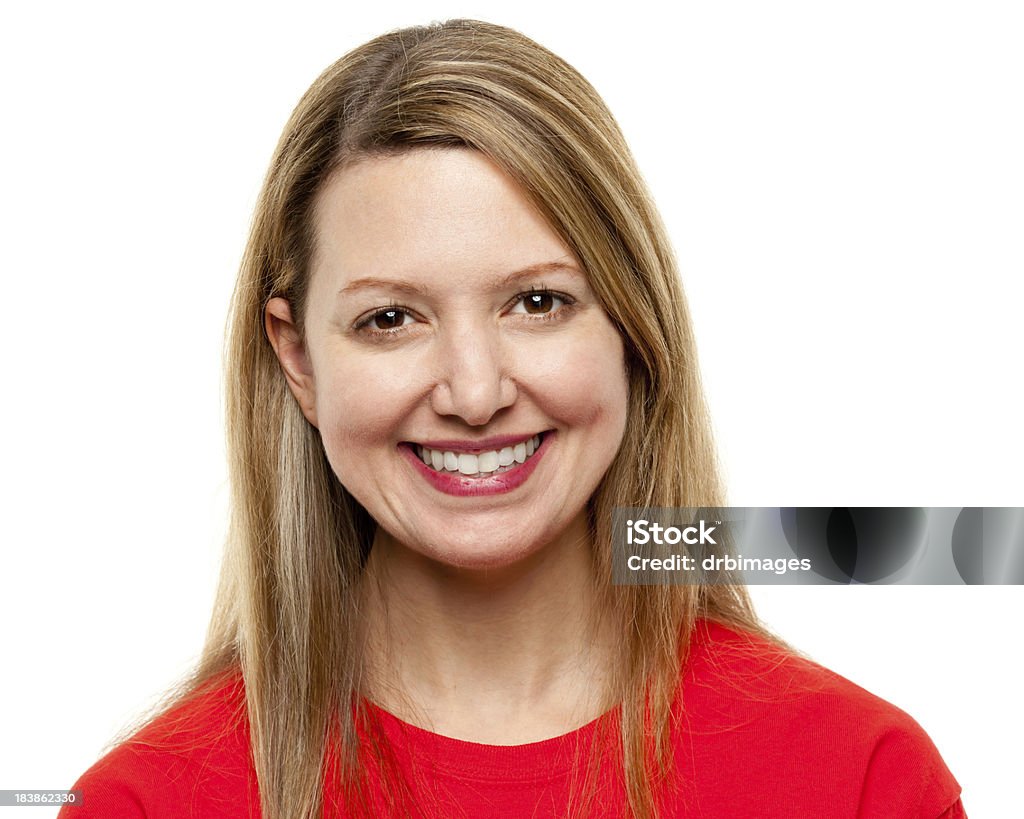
[429,324,517,426]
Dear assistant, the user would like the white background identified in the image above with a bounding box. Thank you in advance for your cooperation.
[2,2,1021,816]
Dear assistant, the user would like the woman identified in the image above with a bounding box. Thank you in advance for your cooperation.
[62,19,964,818]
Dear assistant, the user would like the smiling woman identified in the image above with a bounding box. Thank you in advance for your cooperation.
[265,149,629,570]
[60,18,964,819]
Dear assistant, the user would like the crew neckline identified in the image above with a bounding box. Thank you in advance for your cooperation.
[362,699,621,782]
[351,619,728,783]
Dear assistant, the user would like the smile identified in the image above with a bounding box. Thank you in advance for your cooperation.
[400,432,552,497]
[416,434,543,477]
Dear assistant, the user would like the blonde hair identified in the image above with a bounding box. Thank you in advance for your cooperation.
[153,18,763,819]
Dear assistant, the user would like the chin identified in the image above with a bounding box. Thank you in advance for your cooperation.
[420,537,537,572]
[376,511,584,574]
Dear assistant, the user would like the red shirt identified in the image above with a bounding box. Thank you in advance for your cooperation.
[60,620,965,817]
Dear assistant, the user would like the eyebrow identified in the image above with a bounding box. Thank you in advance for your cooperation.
[337,261,585,298]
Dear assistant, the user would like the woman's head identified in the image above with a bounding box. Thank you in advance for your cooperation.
[236,18,721,548]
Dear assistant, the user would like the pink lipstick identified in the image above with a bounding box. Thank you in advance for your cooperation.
[400,432,553,497]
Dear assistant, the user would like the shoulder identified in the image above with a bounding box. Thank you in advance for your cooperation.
[673,619,964,818]
[59,670,258,819]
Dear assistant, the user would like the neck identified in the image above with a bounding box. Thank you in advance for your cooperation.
[358,511,619,743]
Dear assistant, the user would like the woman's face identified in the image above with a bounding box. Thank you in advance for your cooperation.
[267,148,629,570]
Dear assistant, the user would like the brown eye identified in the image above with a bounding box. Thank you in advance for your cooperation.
[513,291,569,316]
[523,293,554,314]
[372,309,409,330]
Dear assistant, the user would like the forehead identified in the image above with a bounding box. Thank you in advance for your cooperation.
[310,148,577,290]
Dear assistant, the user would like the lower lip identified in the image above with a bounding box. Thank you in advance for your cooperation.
[400,434,553,497]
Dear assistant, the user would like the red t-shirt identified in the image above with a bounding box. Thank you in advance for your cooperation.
[59,620,965,817]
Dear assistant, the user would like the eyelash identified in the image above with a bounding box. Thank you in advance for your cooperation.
[354,288,577,339]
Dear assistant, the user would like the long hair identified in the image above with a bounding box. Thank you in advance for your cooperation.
[174,19,762,819]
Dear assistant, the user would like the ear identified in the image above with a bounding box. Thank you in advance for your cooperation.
[264,297,319,428]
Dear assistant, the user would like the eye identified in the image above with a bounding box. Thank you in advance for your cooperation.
[357,306,415,333]
[371,308,411,329]
[510,291,570,316]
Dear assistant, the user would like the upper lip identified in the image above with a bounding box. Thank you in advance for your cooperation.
[410,431,547,453]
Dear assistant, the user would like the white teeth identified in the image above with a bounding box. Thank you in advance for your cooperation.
[477,451,499,472]
[416,434,545,476]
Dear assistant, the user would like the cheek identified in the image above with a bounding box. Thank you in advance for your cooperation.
[312,352,420,455]
[528,325,629,434]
